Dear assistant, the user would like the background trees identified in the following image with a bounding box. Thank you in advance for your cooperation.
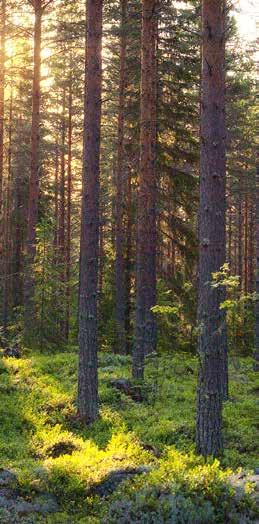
[0,0,256,450]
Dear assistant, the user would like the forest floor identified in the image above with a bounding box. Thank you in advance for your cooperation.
[0,349,258,523]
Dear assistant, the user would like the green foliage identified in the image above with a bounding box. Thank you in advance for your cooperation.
[153,279,197,354]
[211,264,255,356]
[0,350,257,522]
[106,451,257,523]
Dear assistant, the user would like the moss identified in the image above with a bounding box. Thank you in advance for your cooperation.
[0,350,258,521]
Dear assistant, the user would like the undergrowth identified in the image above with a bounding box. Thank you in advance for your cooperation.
[0,350,258,522]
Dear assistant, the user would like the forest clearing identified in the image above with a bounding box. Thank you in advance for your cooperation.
[0,0,258,522]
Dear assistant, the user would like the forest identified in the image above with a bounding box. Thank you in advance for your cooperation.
[0,0,258,522]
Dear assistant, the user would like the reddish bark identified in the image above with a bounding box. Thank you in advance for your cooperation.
[78,0,103,423]
[24,0,42,340]
[115,0,128,354]
[65,69,73,341]
[3,80,12,333]
[255,162,259,369]
[0,0,5,217]
[132,0,158,379]
[196,0,227,457]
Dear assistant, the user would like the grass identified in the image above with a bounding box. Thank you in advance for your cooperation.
[0,349,258,522]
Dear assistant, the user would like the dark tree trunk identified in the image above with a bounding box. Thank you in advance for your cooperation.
[65,69,73,341]
[59,87,66,338]
[125,166,132,354]
[132,0,158,380]
[0,0,5,218]
[238,173,243,289]
[24,0,42,341]
[78,0,103,424]
[244,191,248,294]
[53,138,59,262]
[3,80,12,333]
[255,163,259,370]
[196,0,227,457]
[248,197,254,293]
[115,0,128,354]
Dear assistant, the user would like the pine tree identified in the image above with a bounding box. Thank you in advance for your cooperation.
[78,0,103,423]
[132,0,158,380]
[115,0,128,355]
[0,0,5,218]
[196,0,227,457]
[255,162,259,370]
[24,0,54,342]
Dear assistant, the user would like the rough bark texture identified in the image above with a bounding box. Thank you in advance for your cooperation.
[58,87,66,338]
[132,0,158,380]
[78,0,102,423]
[196,0,227,457]
[3,81,12,333]
[0,0,5,218]
[65,69,73,341]
[24,0,42,341]
[255,163,259,370]
[125,166,132,354]
[115,0,128,354]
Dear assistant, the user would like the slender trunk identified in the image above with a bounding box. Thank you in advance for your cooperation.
[3,81,12,333]
[196,0,227,457]
[24,0,42,341]
[248,197,254,293]
[228,202,233,273]
[115,0,128,354]
[244,191,248,294]
[65,70,73,341]
[53,138,59,262]
[238,173,243,289]
[0,0,5,217]
[255,163,259,370]
[59,87,66,338]
[98,216,104,295]
[78,0,103,423]
[125,165,132,353]
[13,158,23,309]
[133,0,158,379]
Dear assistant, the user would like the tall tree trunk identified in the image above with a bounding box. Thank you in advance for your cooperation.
[244,191,248,294]
[238,173,243,289]
[248,196,254,293]
[53,138,59,262]
[78,0,103,424]
[196,0,227,457]
[65,69,73,341]
[3,79,12,334]
[0,0,5,218]
[255,163,259,370]
[59,87,66,338]
[24,0,42,341]
[132,0,158,379]
[115,0,128,354]
[125,164,132,354]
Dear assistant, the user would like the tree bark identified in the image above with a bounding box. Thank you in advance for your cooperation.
[255,162,259,370]
[196,0,227,457]
[58,87,66,338]
[65,68,73,341]
[24,0,42,341]
[78,0,103,423]
[132,0,158,380]
[115,0,128,354]
[125,165,132,354]
[0,0,5,218]
[3,78,12,334]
